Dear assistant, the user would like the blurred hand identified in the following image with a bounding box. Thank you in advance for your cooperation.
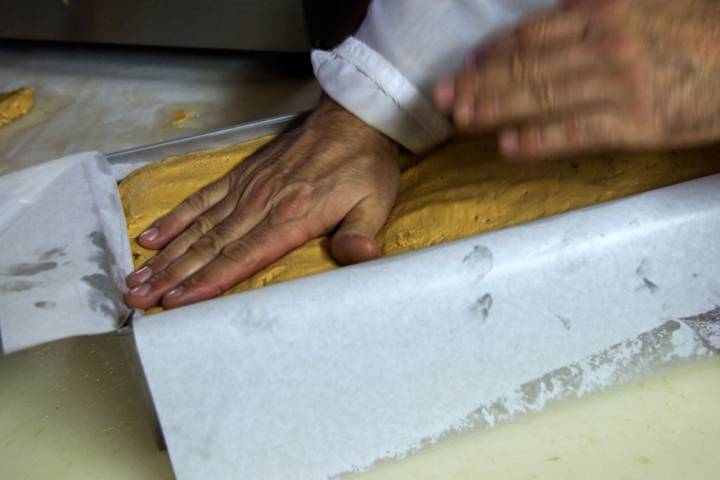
[434,0,720,159]
[125,99,399,309]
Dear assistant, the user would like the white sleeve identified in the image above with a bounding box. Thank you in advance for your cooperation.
[311,0,557,153]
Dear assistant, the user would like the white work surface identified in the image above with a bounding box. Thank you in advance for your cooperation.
[1,43,719,480]
[0,42,319,174]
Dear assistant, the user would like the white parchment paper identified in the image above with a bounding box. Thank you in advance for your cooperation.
[133,175,720,480]
[0,152,133,353]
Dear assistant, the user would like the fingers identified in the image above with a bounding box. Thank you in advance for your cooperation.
[126,185,397,309]
[499,111,627,160]
[160,216,310,308]
[438,0,632,113]
[449,29,641,128]
[435,5,592,115]
[459,71,628,132]
[125,206,265,310]
[475,4,592,62]
[134,140,286,253]
[433,0,642,162]
[468,37,610,95]
[437,33,613,119]
[126,196,239,288]
[136,175,232,250]
[331,196,393,265]
[127,176,324,309]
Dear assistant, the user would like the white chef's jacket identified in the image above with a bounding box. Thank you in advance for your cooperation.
[312,0,556,153]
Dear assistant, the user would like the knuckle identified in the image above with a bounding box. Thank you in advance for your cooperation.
[161,265,185,284]
[271,183,313,224]
[189,232,225,258]
[188,215,214,236]
[220,240,253,265]
[147,267,176,287]
[147,251,170,270]
[183,191,209,213]
[212,220,239,240]
[244,174,277,209]
[162,232,197,259]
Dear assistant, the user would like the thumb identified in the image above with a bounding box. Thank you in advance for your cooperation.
[331,196,391,266]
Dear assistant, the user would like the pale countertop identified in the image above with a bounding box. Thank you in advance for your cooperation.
[0,42,718,480]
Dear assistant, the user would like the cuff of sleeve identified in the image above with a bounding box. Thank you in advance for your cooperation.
[311,36,454,154]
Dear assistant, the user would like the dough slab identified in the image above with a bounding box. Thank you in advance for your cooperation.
[120,136,720,298]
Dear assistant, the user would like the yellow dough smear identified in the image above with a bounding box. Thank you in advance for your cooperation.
[166,109,198,128]
[120,137,720,299]
[0,87,34,128]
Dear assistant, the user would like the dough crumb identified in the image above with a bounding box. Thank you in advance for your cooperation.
[0,87,34,128]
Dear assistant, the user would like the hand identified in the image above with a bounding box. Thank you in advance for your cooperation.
[434,0,720,159]
[124,99,400,309]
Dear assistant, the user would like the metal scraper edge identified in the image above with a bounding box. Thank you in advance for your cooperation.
[106,112,306,180]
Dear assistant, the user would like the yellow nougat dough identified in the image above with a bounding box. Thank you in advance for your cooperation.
[0,87,34,128]
[120,136,720,299]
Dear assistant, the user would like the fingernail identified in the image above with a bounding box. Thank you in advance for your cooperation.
[129,283,151,296]
[500,129,521,155]
[139,227,159,243]
[434,78,455,112]
[130,266,152,283]
[165,287,184,298]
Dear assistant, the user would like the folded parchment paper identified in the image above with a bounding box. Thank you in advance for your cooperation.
[0,152,132,352]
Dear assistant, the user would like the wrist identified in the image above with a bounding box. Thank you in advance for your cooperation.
[307,96,401,155]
